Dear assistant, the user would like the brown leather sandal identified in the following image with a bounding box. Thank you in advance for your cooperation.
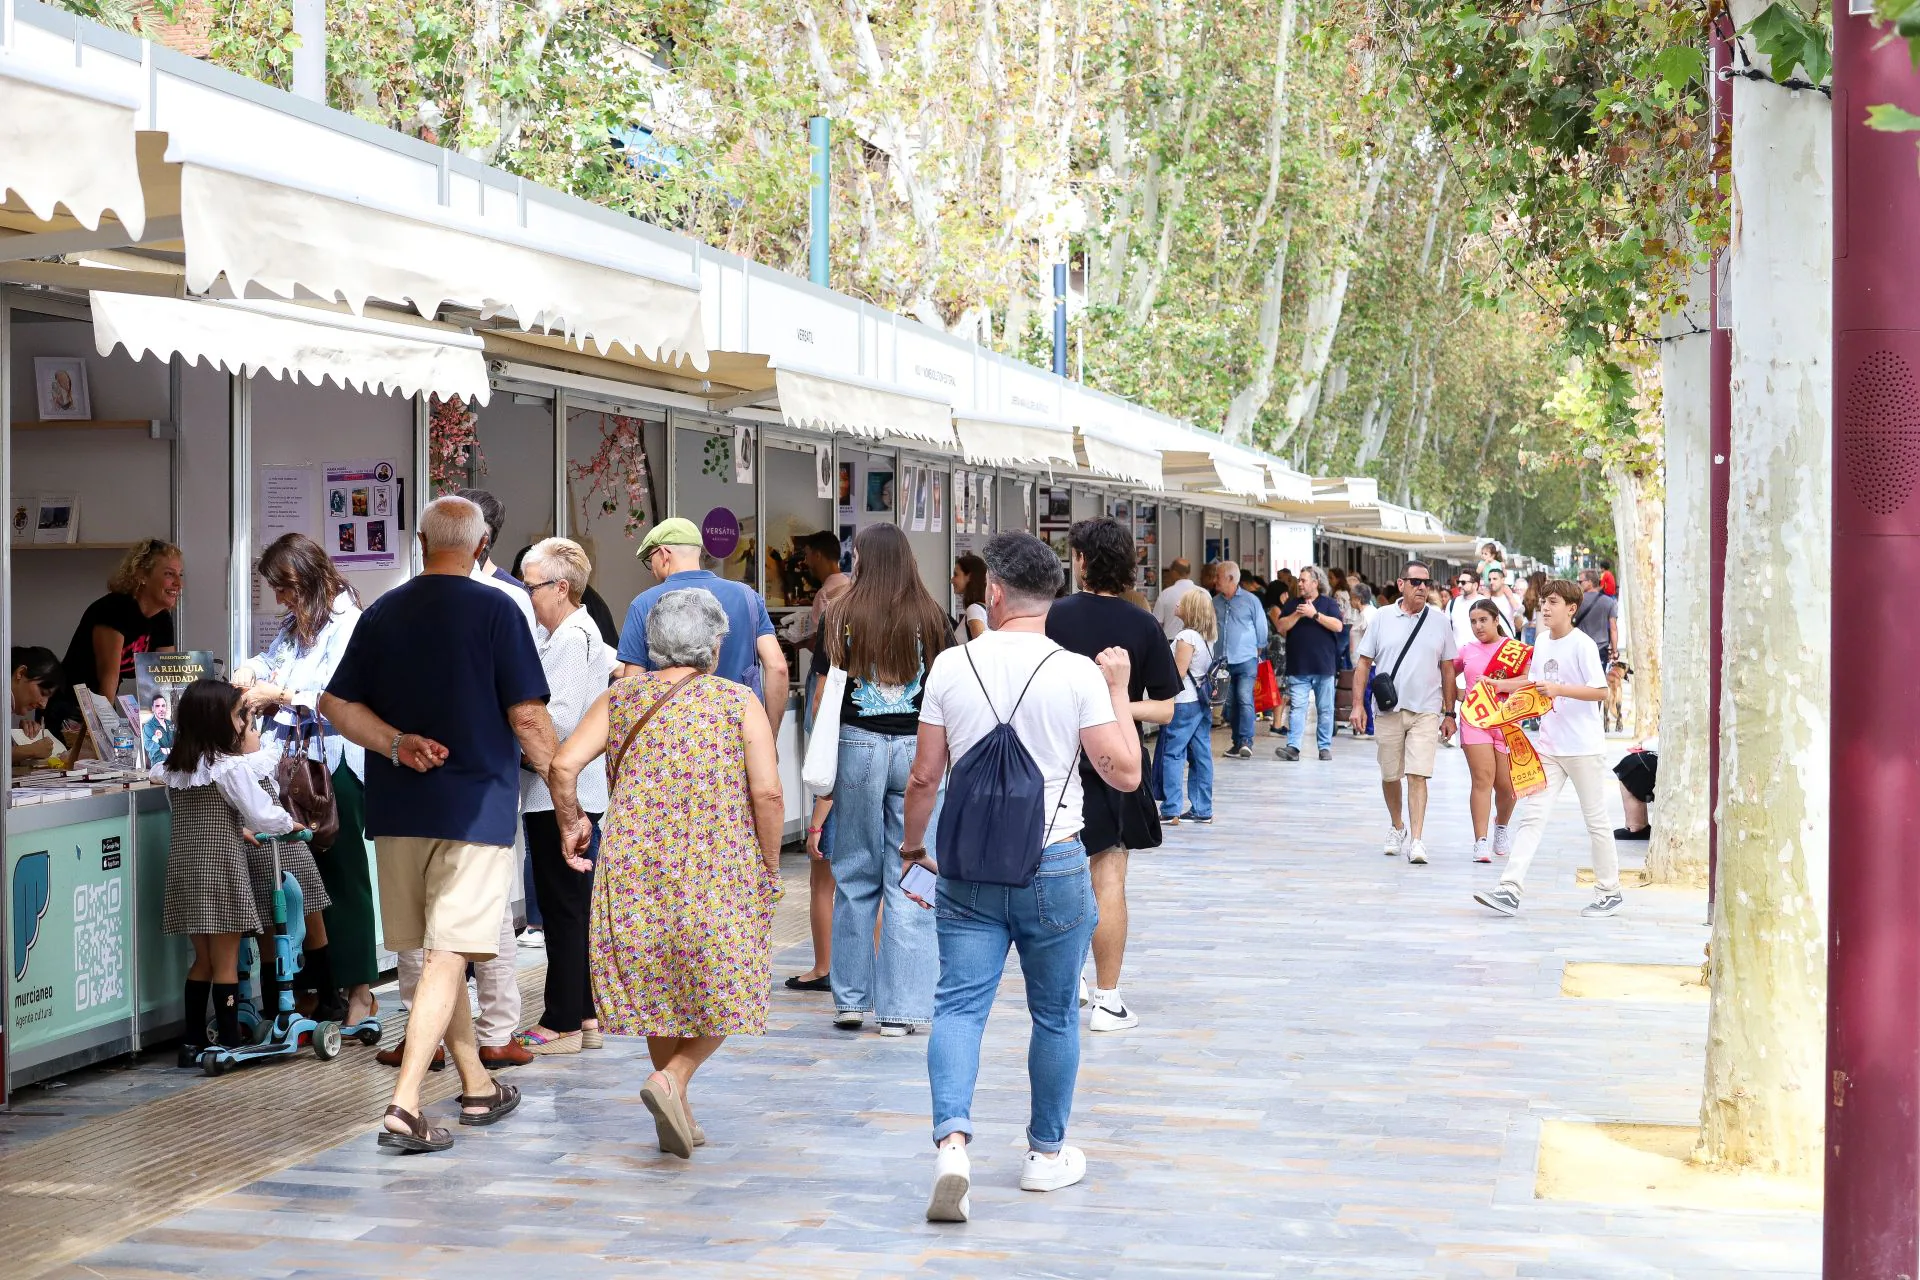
[377,1105,453,1153]
[457,1079,522,1127]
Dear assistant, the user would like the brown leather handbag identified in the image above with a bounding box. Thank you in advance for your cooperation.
[276,712,340,851]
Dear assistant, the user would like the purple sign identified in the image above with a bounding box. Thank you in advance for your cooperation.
[701,506,740,558]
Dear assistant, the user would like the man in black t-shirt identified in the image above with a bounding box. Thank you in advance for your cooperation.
[1273,565,1344,761]
[1045,519,1179,1034]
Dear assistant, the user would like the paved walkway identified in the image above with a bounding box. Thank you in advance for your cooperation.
[23,732,1819,1278]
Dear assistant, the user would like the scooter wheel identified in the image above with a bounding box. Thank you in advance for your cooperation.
[313,1021,343,1061]
[354,1025,382,1046]
[201,1049,226,1077]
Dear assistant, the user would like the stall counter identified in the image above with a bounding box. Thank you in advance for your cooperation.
[5,787,185,1089]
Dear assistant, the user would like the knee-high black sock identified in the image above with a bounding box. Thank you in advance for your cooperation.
[183,978,211,1045]
[212,982,241,1047]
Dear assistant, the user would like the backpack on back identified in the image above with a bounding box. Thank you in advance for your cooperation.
[935,646,1077,888]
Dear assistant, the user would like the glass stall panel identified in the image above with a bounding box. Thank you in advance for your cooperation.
[672,415,758,587]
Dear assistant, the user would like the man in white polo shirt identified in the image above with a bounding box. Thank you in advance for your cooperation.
[1348,561,1458,866]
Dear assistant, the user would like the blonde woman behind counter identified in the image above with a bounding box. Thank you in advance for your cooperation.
[45,538,182,737]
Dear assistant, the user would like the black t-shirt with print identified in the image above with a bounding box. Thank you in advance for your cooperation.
[60,591,175,695]
[812,625,931,737]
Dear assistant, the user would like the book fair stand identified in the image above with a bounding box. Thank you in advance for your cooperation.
[0,1,1473,1097]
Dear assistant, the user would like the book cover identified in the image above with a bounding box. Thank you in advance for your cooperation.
[134,651,214,768]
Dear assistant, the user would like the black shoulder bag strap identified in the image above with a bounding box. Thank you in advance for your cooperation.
[1387,605,1431,684]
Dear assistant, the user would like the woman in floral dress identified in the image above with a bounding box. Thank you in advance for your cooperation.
[548,588,785,1159]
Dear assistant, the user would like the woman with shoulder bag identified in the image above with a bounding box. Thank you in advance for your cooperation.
[233,533,377,1029]
[817,524,953,1036]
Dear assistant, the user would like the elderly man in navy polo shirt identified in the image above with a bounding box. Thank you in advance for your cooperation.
[615,517,789,730]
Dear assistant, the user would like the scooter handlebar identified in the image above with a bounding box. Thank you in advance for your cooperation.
[254,829,313,843]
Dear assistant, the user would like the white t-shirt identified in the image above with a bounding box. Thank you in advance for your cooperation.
[1529,627,1607,756]
[953,602,990,647]
[1448,593,1484,647]
[1154,578,1200,639]
[473,564,539,635]
[920,630,1117,843]
[1171,629,1214,705]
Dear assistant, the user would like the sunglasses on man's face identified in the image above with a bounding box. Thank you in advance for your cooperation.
[1402,577,1431,588]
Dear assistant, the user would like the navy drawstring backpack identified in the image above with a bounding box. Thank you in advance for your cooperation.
[935,645,1079,888]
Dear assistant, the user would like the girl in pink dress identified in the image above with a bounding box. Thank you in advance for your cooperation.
[1458,600,1517,863]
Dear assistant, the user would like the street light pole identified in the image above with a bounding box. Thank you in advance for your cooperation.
[1827,5,1920,1273]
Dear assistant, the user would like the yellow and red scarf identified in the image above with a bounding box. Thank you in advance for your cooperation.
[1460,638,1553,796]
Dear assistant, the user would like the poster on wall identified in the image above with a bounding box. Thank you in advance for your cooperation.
[324,459,400,572]
[930,473,945,534]
[978,474,993,533]
[955,471,972,533]
[866,466,895,515]
[910,467,930,532]
[838,462,855,524]
[815,444,835,499]
[733,424,757,485]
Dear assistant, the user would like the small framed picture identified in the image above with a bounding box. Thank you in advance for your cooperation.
[34,357,91,420]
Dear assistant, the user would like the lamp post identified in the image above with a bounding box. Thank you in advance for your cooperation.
[1826,5,1920,1273]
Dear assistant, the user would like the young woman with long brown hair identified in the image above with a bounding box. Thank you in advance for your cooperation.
[814,523,953,1035]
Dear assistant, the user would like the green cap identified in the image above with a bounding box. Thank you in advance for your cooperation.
[637,516,702,557]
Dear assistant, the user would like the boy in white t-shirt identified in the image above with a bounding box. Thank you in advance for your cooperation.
[1471,577,1622,918]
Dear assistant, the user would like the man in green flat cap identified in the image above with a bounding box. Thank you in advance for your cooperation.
[615,517,787,730]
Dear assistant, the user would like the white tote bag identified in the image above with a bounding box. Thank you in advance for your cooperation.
[801,665,847,793]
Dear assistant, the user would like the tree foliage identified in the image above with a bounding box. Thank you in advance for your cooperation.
[77,0,1632,552]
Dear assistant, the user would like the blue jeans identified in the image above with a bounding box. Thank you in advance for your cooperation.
[829,726,941,1023]
[1286,674,1337,751]
[1225,658,1259,748]
[928,838,1096,1153]
[1156,700,1213,819]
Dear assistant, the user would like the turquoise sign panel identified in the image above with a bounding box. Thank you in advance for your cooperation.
[8,814,135,1053]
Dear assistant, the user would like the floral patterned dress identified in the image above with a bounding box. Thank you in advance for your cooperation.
[589,671,778,1037]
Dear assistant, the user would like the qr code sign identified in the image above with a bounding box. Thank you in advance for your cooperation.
[74,877,125,1012]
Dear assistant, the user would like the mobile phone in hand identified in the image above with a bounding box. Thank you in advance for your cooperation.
[899,862,937,902]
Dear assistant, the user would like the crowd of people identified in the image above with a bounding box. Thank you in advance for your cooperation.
[135,487,1644,1220]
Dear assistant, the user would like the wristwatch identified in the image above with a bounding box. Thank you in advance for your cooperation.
[899,845,927,858]
[389,732,404,766]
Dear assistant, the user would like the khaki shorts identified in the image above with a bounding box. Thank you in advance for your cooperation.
[374,837,514,958]
[1375,710,1442,781]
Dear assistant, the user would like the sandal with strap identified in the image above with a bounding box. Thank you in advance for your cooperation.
[377,1105,453,1154]
[457,1079,522,1127]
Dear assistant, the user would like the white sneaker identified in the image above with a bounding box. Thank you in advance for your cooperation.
[833,1010,864,1030]
[1471,837,1492,864]
[1383,826,1408,857]
[1089,999,1138,1033]
[1493,824,1512,857]
[1407,839,1429,865]
[519,927,545,949]
[927,1144,972,1222]
[1020,1145,1088,1193]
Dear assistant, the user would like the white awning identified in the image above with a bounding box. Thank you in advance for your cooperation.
[1161,443,1268,500]
[0,57,147,238]
[1261,462,1313,505]
[1076,426,1163,488]
[774,364,956,445]
[91,292,492,403]
[953,412,1078,468]
[172,155,707,371]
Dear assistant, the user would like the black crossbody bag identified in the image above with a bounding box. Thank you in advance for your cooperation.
[1369,606,1430,714]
